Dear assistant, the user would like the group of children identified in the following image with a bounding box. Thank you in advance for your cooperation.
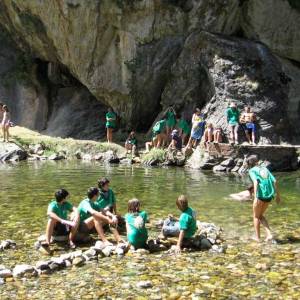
[0,103,11,143]
[44,178,197,253]
[104,102,258,156]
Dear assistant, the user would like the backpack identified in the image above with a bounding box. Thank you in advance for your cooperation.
[251,166,275,200]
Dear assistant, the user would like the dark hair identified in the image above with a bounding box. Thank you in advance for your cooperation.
[0,103,3,107]
[87,187,99,199]
[246,155,259,168]
[128,131,135,138]
[3,105,9,112]
[128,198,140,213]
[98,177,110,188]
[195,108,201,113]
[55,189,69,202]
[176,195,188,211]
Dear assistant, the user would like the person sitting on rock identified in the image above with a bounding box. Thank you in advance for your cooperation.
[105,107,117,143]
[125,198,148,250]
[203,123,214,150]
[44,189,80,249]
[125,131,138,156]
[78,187,122,246]
[145,116,167,152]
[176,114,190,146]
[168,129,182,151]
[213,126,223,144]
[247,155,281,242]
[226,102,240,145]
[186,108,206,149]
[165,105,176,137]
[240,106,257,145]
[161,195,197,254]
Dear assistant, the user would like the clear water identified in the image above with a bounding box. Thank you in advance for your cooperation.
[0,161,300,299]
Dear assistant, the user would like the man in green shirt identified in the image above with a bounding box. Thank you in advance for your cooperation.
[105,107,117,143]
[78,187,123,245]
[176,114,191,146]
[226,102,240,145]
[247,155,281,242]
[44,189,80,249]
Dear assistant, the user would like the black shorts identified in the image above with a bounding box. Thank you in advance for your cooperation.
[53,223,69,236]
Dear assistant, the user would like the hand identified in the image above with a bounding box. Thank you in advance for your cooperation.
[175,245,181,255]
[61,220,76,228]
[276,194,281,204]
[112,215,118,225]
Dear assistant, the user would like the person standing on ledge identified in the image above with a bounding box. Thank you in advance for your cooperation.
[2,105,11,143]
[226,102,240,145]
[247,155,281,243]
[240,106,257,145]
[105,107,117,143]
[165,105,176,137]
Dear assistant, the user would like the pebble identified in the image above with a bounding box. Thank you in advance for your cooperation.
[0,278,4,285]
[136,280,153,289]
[0,269,13,278]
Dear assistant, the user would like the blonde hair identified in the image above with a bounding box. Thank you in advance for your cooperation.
[128,198,140,213]
[176,195,188,211]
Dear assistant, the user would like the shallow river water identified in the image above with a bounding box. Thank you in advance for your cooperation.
[0,161,300,299]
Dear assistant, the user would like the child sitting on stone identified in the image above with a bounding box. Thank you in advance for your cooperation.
[162,195,197,253]
[125,198,148,249]
[125,131,138,156]
[44,189,80,249]
[203,123,214,149]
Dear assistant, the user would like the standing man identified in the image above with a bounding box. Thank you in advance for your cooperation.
[226,102,240,145]
[240,106,257,145]
[105,107,117,143]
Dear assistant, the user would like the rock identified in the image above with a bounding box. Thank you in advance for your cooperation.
[136,280,153,289]
[94,153,103,161]
[65,260,72,268]
[0,269,13,278]
[75,151,82,159]
[0,278,4,285]
[50,257,66,267]
[119,158,132,165]
[82,154,92,160]
[220,158,235,168]
[0,240,16,250]
[72,256,85,266]
[48,153,65,161]
[115,247,125,256]
[70,250,83,259]
[83,248,97,259]
[13,264,37,278]
[0,143,27,162]
[135,248,150,255]
[36,261,51,271]
[103,151,120,164]
[231,166,240,173]
[102,246,115,257]
[213,165,227,172]
[94,241,106,251]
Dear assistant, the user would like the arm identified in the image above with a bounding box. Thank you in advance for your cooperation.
[176,230,185,253]
[274,181,281,204]
[253,179,258,201]
[90,208,113,224]
[47,211,64,223]
[72,206,80,222]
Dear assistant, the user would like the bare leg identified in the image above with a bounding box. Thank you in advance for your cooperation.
[156,134,162,148]
[45,218,57,245]
[251,131,256,144]
[245,130,251,143]
[229,126,234,144]
[2,125,5,142]
[69,220,79,245]
[259,202,272,240]
[253,199,263,241]
[234,125,239,144]
[110,226,123,243]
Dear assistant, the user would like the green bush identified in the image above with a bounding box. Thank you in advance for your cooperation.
[142,148,166,164]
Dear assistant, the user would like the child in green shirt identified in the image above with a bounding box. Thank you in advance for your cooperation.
[125,198,148,249]
[78,187,123,246]
[226,102,240,145]
[165,106,176,136]
[176,114,190,146]
[44,189,80,249]
[125,131,138,156]
[106,107,117,143]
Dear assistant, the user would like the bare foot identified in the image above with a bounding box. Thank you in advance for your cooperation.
[251,236,261,242]
[265,235,274,242]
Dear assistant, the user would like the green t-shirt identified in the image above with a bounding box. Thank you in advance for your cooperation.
[125,211,148,248]
[78,198,100,222]
[178,119,191,135]
[179,207,197,238]
[166,111,176,127]
[106,112,117,128]
[249,166,276,200]
[153,120,166,134]
[126,137,137,146]
[47,200,73,220]
[226,108,240,125]
[96,189,116,210]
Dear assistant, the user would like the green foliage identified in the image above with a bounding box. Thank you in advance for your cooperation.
[142,148,166,164]
[287,0,300,11]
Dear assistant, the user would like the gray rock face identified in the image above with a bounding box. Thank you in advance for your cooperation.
[13,264,37,278]
[162,31,290,144]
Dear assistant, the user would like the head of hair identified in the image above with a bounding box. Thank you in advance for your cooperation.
[0,103,3,107]
[127,198,141,213]
[3,105,9,112]
[98,177,110,189]
[108,107,112,112]
[245,106,251,112]
[207,123,213,128]
[129,131,135,138]
[87,187,99,199]
[55,189,69,203]
[246,155,259,168]
[195,108,201,114]
[176,195,188,211]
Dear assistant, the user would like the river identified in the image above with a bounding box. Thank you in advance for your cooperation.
[0,161,300,299]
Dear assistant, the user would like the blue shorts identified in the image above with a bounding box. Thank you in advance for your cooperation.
[243,123,256,133]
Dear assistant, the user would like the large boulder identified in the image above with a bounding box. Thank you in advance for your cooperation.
[0,142,27,162]
[241,0,300,62]
[162,31,290,144]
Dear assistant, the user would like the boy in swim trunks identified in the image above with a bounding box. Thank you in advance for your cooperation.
[240,106,257,144]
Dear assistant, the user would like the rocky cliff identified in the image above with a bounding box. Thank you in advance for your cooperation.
[0,0,299,142]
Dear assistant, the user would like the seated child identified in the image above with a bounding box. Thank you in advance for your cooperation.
[125,198,148,249]
[203,123,214,149]
[125,131,138,156]
[168,129,182,151]
[214,127,223,143]
[78,187,122,245]
[44,189,80,249]
[162,195,197,253]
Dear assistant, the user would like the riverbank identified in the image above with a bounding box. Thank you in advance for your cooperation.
[1,126,300,172]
